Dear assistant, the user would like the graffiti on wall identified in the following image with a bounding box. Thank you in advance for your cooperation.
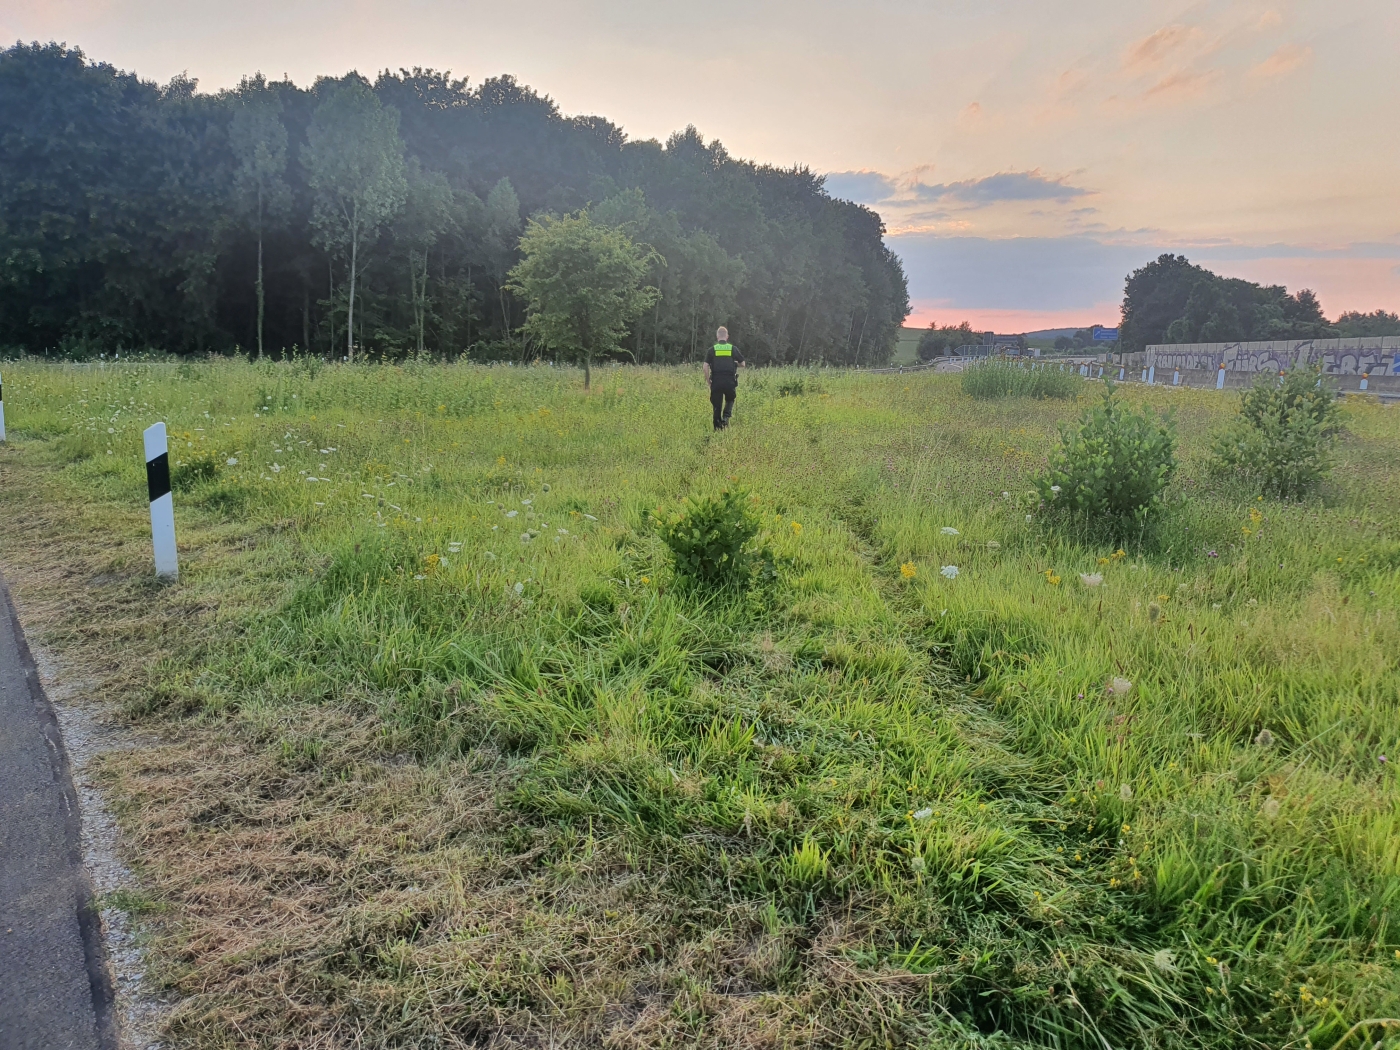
[1145,337,1400,376]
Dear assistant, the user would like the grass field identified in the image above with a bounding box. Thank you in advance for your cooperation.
[1,359,1399,1049]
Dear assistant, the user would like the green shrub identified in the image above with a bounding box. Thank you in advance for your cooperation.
[960,359,1081,400]
[1037,383,1177,529]
[1208,364,1340,499]
[655,489,761,588]
[172,450,222,491]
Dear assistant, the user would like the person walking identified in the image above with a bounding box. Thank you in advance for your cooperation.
[704,326,745,430]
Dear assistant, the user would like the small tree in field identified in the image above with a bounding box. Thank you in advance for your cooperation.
[507,212,659,389]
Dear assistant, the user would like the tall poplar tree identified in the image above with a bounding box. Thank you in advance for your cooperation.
[229,76,289,359]
[303,76,406,361]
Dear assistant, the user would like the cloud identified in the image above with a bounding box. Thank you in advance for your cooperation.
[1249,43,1312,79]
[1124,24,1202,72]
[1142,68,1219,101]
[823,169,897,205]
[913,170,1092,206]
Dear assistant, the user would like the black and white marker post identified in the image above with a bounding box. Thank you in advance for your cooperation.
[143,422,179,579]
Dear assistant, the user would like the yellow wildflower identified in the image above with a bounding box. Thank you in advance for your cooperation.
[900,562,917,579]
[791,521,803,535]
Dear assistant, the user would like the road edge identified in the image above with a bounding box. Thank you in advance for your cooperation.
[1,574,120,1050]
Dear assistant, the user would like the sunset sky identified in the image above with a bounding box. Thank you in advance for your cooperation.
[6,0,1397,332]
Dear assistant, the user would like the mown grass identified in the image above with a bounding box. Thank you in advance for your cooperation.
[1,358,1398,1049]
[961,358,1084,400]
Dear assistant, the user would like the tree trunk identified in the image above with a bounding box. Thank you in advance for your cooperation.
[347,228,358,363]
[583,354,591,390]
[327,258,335,357]
[255,186,265,360]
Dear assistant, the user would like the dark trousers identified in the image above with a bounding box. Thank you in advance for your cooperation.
[710,385,736,429]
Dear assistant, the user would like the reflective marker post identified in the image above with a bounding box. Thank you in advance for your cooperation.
[143,423,178,579]
[0,370,6,442]
[1216,366,1226,390]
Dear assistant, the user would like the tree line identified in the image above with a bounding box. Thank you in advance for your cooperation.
[1119,254,1397,353]
[0,43,909,365]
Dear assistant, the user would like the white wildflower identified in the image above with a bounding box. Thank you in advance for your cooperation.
[1119,783,1133,801]
[1153,949,1177,974]
[522,499,532,506]
[1107,676,1133,696]
[413,573,426,581]
[513,582,524,595]
[913,807,933,820]
[506,510,518,518]
[1079,573,1103,588]
[226,457,238,466]
[1002,491,1010,498]
[909,855,926,874]
[1026,514,1033,522]
[941,527,959,536]
[583,513,598,521]
[520,532,532,543]
[557,528,568,535]
[940,565,959,579]
[1260,797,1280,820]
[448,543,463,553]
[1050,485,1061,494]
[271,463,282,473]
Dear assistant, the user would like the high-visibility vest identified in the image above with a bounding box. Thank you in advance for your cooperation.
[713,343,733,356]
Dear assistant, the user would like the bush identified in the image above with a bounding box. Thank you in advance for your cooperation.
[1037,383,1177,529]
[655,489,761,588]
[172,450,222,491]
[960,359,1081,400]
[1208,364,1340,499]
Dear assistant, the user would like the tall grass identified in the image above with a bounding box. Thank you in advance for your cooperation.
[2,358,1398,1049]
[962,357,1084,400]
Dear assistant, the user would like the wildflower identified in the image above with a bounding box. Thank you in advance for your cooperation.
[900,562,917,579]
[985,540,1000,550]
[583,513,598,521]
[1148,601,1162,623]
[940,565,959,579]
[909,855,926,874]
[1261,798,1280,819]
[1157,593,1170,602]
[1097,557,1110,565]
[1076,693,1084,700]
[506,510,518,518]
[1153,949,1177,973]
[1049,485,1061,494]
[1079,573,1103,588]
[413,574,427,581]
[791,521,803,534]
[1254,728,1274,747]
[520,532,532,543]
[1026,514,1033,522]
[1044,570,1061,586]
[1207,550,1219,558]
[513,582,524,595]
[226,456,238,466]
[1107,676,1133,696]
[913,807,933,820]
[640,576,650,584]
[271,463,282,473]
[1002,491,1010,498]
[941,526,959,535]
[1380,755,1389,764]
[1112,549,1126,560]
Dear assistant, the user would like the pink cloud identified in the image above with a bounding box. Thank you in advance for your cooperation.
[907,301,1122,334]
[1249,43,1312,79]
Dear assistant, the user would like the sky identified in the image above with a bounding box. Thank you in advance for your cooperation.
[6,0,1399,332]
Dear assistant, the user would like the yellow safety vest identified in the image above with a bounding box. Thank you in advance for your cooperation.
[713,343,733,357]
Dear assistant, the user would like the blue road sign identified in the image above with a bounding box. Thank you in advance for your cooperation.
[1092,326,1119,341]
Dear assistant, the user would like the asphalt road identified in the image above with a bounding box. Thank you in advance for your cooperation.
[0,577,115,1049]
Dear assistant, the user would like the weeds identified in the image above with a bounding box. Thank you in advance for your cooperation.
[961,357,1083,400]
[0,359,1396,1049]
